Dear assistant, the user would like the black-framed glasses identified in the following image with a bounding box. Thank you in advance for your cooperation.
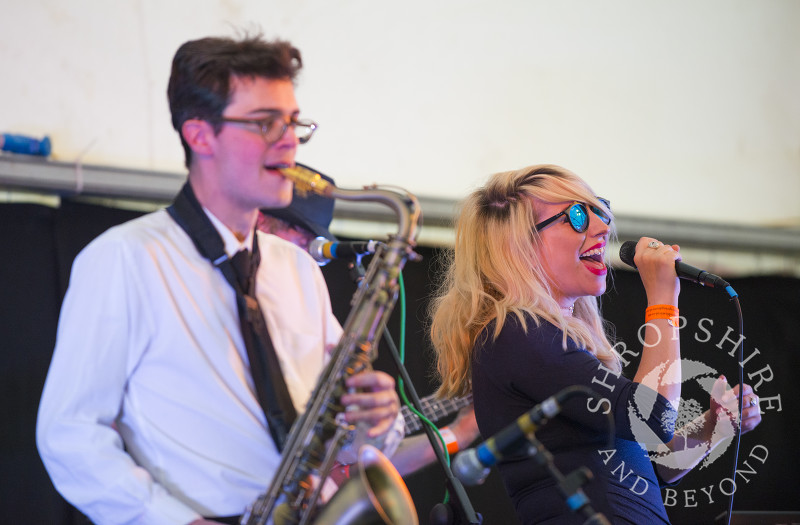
[535,198,611,233]
[218,114,318,144]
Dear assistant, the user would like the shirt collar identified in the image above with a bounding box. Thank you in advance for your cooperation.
[203,208,254,257]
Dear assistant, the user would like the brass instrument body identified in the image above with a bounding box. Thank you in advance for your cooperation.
[242,166,421,525]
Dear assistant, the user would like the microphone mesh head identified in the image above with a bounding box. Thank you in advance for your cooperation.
[618,241,638,269]
[307,237,330,264]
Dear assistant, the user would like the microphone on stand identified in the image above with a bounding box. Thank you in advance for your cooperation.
[452,395,561,486]
[308,237,383,264]
[454,386,612,524]
[618,240,737,297]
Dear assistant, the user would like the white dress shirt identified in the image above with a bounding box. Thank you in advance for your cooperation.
[37,208,346,524]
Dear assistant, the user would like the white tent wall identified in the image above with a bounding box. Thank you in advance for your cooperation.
[2,0,799,275]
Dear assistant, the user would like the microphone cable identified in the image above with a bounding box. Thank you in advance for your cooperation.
[720,293,744,525]
[380,271,457,508]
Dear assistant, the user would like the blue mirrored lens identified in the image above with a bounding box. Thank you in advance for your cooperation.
[591,206,611,225]
[592,197,611,225]
[568,204,588,232]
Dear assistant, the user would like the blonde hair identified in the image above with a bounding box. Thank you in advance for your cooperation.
[430,164,621,398]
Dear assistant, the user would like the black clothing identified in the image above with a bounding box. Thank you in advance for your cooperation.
[472,315,676,524]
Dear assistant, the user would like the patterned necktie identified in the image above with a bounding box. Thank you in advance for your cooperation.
[229,243,297,450]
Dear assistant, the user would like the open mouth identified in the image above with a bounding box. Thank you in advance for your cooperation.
[579,245,606,267]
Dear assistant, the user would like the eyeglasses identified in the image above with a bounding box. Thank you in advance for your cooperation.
[534,198,611,233]
[217,114,317,144]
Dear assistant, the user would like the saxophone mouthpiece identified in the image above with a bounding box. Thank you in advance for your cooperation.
[280,165,335,198]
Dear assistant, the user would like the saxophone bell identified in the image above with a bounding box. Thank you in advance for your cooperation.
[315,445,418,525]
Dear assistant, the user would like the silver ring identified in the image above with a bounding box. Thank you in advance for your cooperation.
[749,397,757,407]
[648,241,661,249]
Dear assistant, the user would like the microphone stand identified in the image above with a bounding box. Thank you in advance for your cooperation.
[345,257,366,283]
[382,331,482,525]
[522,434,610,525]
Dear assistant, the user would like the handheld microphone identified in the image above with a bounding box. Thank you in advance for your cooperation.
[308,237,382,264]
[452,395,562,486]
[618,240,737,297]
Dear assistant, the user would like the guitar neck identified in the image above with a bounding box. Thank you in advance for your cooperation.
[401,392,473,435]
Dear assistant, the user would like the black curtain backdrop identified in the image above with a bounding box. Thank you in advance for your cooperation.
[2,200,796,524]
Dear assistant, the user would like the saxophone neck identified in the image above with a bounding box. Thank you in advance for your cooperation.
[280,165,421,248]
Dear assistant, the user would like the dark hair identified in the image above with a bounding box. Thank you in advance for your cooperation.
[167,34,303,167]
[477,165,561,220]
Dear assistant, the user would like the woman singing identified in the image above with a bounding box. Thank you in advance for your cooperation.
[430,164,760,524]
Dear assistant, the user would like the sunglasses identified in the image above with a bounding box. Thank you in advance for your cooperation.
[535,198,611,233]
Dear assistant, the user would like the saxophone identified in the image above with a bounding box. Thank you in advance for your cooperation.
[241,165,422,525]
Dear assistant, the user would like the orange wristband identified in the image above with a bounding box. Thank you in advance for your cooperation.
[439,427,459,454]
[645,304,679,327]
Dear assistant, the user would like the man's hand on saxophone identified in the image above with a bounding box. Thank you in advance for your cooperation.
[341,370,401,438]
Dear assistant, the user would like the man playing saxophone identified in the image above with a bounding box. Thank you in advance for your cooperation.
[36,33,402,525]
[258,176,482,481]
